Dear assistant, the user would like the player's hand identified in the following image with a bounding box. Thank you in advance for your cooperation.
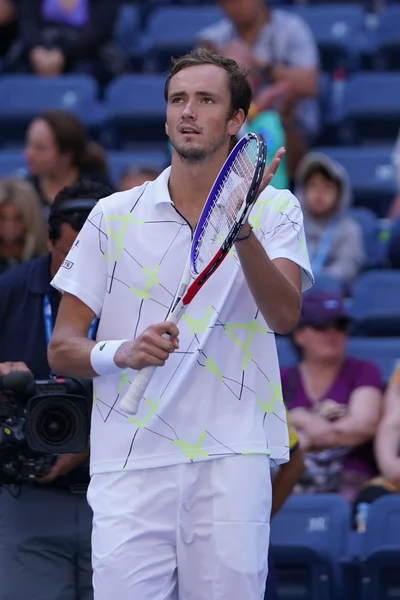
[114,322,180,370]
[0,361,30,376]
[37,449,90,484]
[257,147,286,196]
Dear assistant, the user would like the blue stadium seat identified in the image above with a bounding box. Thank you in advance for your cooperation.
[347,337,400,383]
[105,74,167,147]
[309,273,343,294]
[341,73,400,144]
[142,5,223,72]
[349,270,400,336]
[388,215,400,269]
[375,6,400,70]
[276,336,298,369]
[319,72,332,129]
[114,3,142,57]
[348,207,388,267]
[313,146,396,218]
[0,75,100,147]
[0,150,27,179]
[359,496,400,600]
[108,149,169,186]
[302,0,373,8]
[288,5,365,72]
[270,494,350,600]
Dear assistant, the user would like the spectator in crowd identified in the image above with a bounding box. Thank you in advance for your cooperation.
[351,362,400,521]
[0,0,18,64]
[8,0,125,85]
[372,362,400,492]
[0,180,113,600]
[282,291,383,503]
[25,109,113,217]
[387,131,400,265]
[0,177,47,275]
[388,128,400,219]
[197,0,320,179]
[295,152,365,293]
[118,165,161,192]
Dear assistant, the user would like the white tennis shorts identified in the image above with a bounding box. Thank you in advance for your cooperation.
[87,454,272,600]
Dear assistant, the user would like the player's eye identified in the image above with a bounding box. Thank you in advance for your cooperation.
[202,97,214,104]
[171,97,184,104]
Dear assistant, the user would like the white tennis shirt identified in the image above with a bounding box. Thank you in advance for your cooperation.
[52,167,313,475]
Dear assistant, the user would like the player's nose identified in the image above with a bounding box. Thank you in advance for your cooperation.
[181,102,196,118]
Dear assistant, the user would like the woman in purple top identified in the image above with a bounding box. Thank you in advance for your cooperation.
[282,290,383,503]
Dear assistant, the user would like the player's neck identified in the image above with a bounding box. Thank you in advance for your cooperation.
[169,152,227,227]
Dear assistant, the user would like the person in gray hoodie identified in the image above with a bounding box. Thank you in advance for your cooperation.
[296,152,365,292]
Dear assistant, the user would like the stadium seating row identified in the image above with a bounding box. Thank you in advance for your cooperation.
[270,494,400,599]
[0,146,395,218]
[113,3,400,73]
[0,72,399,155]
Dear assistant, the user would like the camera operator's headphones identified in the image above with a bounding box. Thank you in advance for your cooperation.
[48,198,99,239]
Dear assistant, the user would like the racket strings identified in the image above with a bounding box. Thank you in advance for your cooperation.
[194,140,259,272]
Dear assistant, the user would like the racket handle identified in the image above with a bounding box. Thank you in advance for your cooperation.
[119,333,171,415]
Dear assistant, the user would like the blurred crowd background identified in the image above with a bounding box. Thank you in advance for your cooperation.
[1,0,400,598]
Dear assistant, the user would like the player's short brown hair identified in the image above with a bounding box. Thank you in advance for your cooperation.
[164,47,253,120]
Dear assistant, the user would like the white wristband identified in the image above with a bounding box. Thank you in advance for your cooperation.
[90,339,128,376]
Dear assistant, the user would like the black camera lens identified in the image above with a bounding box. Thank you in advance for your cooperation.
[26,393,89,454]
[37,409,74,445]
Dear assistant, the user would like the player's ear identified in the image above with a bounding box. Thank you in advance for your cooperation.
[227,109,245,137]
[165,121,169,137]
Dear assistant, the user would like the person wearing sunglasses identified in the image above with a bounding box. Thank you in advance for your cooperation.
[281,290,383,503]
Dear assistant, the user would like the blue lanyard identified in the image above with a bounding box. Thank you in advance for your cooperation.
[311,219,337,276]
[43,293,98,357]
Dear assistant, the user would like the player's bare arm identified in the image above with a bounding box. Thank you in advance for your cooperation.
[235,147,302,334]
[48,292,179,378]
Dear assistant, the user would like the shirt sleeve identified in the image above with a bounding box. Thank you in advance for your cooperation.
[51,204,108,317]
[196,19,233,47]
[352,359,383,392]
[252,187,314,292]
[284,14,319,68]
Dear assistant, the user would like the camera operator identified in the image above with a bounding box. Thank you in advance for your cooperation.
[0,180,113,600]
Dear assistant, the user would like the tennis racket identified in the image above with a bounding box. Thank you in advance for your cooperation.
[119,132,267,415]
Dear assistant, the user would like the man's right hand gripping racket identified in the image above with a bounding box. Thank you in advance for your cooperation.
[119,132,267,415]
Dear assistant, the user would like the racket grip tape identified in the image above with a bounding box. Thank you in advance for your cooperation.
[119,332,171,415]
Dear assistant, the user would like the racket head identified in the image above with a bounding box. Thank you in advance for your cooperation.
[190,132,267,276]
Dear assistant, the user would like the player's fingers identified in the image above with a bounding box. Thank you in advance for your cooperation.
[145,344,171,363]
[153,321,180,338]
[140,331,176,356]
[258,150,285,194]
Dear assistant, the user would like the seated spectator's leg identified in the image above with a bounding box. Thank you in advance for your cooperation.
[0,485,90,600]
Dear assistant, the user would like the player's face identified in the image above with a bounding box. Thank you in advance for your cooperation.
[165,64,243,164]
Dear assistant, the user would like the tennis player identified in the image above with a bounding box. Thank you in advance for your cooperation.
[48,48,313,600]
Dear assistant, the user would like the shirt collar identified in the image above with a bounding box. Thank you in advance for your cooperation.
[27,255,53,295]
[152,166,174,206]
